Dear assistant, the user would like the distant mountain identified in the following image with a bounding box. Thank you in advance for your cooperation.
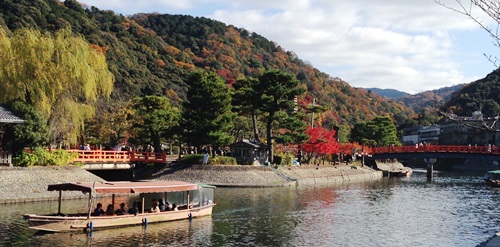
[364,88,409,99]
[398,84,466,113]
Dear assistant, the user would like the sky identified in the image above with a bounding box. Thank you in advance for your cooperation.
[80,0,499,94]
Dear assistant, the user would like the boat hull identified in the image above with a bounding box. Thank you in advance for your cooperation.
[24,204,214,232]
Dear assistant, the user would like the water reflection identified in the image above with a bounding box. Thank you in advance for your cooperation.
[1,170,500,246]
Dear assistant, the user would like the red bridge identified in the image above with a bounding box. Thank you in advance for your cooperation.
[67,150,178,170]
[370,145,500,155]
[366,145,500,181]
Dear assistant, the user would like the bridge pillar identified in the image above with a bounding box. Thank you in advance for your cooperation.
[424,158,437,182]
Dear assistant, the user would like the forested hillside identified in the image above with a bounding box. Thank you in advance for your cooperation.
[398,84,466,113]
[443,68,500,117]
[0,0,414,144]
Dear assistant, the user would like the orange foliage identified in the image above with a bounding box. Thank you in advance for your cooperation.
[156,59,166,67]
[174,60,195,69]
[89,44,109,55]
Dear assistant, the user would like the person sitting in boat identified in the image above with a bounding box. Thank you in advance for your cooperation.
[128,202,139,215]
[93,203,105,216]
[115,203,128,215]
[158,199,166,211]
[105,204,115,215]
[172,203,179,211]
[150,199,160,213]
[165,201,171,211]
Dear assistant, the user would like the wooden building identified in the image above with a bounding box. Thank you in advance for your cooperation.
[0,105,24,166]
[230,139,269,165]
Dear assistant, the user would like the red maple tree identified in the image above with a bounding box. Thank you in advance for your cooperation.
[302,127,340,155]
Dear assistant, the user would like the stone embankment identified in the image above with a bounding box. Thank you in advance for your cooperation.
[152,163,383,187]
[0,166,104,204]
[0,163,383,204]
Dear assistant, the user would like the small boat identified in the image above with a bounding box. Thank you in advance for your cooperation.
[23,181,216,232]
[484,170,500,187]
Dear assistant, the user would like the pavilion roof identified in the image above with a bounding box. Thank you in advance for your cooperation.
[0,105,24,124]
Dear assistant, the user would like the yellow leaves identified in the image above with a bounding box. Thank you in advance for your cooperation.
[0,27,114,144]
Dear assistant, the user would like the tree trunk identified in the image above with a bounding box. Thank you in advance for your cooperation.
[266,114,274,163]
[252,112,260,141]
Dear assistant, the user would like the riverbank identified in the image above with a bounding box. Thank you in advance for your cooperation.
[0,163,382,204]
[150,163,382,187]
[0,166,104,204]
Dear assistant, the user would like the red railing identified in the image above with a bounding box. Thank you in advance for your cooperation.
[370,145,500,155]
[68,150,169,163]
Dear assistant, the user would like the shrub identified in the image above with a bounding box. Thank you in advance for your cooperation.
[13,148,78,166]
[12,151,38,167]
[179,154,204,164]
[208,156,237,165]
[275,152,295,166]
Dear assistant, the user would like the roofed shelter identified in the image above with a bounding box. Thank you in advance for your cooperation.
[230,139,269,165]
[0,105,24,166]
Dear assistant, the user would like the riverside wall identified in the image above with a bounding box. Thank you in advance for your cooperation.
[0,166,105,204]
[0,164,382,204]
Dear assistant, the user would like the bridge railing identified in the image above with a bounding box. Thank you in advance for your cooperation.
[68,150,167,163]
[370,145,500,155]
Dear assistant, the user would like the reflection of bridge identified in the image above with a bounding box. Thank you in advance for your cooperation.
[68,150,178,170]
[367,145,500,180]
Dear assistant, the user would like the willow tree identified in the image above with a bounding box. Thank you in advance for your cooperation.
[0,27,114,144]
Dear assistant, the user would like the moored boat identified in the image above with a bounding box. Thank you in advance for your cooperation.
[23,181,216,232]
[484,170,500,187]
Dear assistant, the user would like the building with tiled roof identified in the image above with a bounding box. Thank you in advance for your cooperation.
[0,105,24,166]
[0,105,24,123]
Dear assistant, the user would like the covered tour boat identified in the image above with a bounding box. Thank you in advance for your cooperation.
[23,181,216,232]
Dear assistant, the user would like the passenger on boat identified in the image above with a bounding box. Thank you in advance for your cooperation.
[105,204,115,215]
[158,199,166,211]
[93,203,105,216]
[128,202,139,215]
[150,199,160,213]
[172,203,178,211]
[165,201,171,211]
[115,203,128,215]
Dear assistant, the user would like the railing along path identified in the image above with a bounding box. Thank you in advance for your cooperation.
[68,150,168,163]
[370,145,500,155]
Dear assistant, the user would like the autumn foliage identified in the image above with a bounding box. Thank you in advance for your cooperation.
[302,127,340,155]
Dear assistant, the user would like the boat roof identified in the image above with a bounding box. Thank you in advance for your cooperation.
[47,181,199,194]
[487,170,500,174]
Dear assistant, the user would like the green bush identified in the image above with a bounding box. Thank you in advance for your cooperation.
[12,151,38,167]
[275,152,295,166]
[208,156,237,165]
[13,148,78,166]
[179,154,204,164]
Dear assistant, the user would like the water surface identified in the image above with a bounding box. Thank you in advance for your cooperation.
[1,169,499,246]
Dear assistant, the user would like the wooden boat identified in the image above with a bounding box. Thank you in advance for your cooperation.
[484,170,500,187]
[23,181,216,232]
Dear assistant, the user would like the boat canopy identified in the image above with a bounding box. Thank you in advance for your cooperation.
[47,181,199,194]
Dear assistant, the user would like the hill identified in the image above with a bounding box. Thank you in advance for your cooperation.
[364,88,409,99]
[443,68,500,117]
[397,84,466,113]
[0,0,414,141]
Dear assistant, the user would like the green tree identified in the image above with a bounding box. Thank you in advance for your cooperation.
[234,70,305,163]
[182,71,235,152]
[3,99,49,155]
[131,96,181,153]
[233,77,262,141]
[350,116,400,147]
[0,27,114,144]
[85,99,134,148]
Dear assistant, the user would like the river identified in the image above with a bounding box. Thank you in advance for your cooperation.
[1,169,499,246]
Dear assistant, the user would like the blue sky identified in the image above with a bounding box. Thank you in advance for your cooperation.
[81,0,499,94]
